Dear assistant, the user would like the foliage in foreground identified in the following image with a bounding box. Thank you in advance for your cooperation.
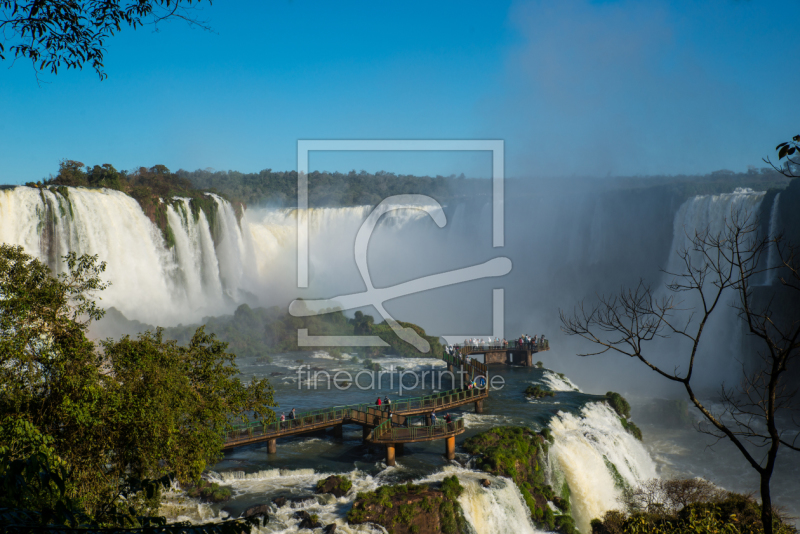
[591,480,797,534]
[0,244,275,528]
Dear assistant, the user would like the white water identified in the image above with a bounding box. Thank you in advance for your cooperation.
[161,464,551,534]
[548,402,658,533]
[658,187,766,386]
[420,466,548,534]
[667,187,765,274]
[0,187,443,327]
[764,193,781,286]
[539,370,581,392]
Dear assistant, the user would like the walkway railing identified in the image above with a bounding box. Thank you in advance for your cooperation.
[369,418,465,442]
[453,340,549,353]
[223,385,488,447]
[441,352,488,376]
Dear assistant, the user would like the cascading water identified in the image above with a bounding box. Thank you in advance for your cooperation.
[0,187,270,325]
[1,187,441,326]
[658,187,766,385]
[764,193,781,286]
[547,402,658,533]
[420,467,548,534]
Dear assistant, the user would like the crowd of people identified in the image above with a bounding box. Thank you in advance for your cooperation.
[444,333,547,352]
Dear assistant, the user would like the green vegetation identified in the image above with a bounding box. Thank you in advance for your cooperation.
[591,483,797,534]
[315,474,353,497]
[605,392,632,419]
[463,426,577,534]
[524,385,555,399]
[177,167,465,207]
[159,305,443,359]
[347,478,467,534]
[604,392,642,441]
[31,161,243,250]
[186,479,232,503]
[0,244,274,531]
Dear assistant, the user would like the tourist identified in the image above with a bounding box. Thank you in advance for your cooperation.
[280,412,286,430]
[431,410,437,425]
[384,396,391,411]
[376,396,382,409]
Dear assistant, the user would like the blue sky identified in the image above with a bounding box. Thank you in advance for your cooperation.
[1,0,797,184]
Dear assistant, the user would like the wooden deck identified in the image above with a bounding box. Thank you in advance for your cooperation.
[222,385,487,450]
[369,418,466,444]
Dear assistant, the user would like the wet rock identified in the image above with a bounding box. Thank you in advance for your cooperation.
[323,524,337,534]
[269,371,284,377]
[242,504,270,518]
[294,510,322,529]
[271,496,287,508]
[242,503,270,525]
[315,475,353,498]
[481,478,491,488]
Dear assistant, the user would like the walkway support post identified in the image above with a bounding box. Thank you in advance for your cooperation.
[267,438,277,454]
[475,399,484,414]
[445,436,455,460]
[362,426,370,442]
[386,444,396,466]
[333,424,343,438]
[396,443,405,456]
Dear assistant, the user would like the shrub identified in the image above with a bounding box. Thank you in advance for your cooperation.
[605,392,631,419]
[525,385,556,399]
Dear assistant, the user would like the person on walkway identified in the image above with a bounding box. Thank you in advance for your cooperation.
[383,396,391,411]
[376,397,382,409]
[431,410,437,425]
[280,413,286,430]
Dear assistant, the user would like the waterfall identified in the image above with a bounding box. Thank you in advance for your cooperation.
[764,193,781,286]
[658,188,766,385]
[419,467,548,534]
[0,186,441,327]
[0,187,256,325]
[457,475,548,534]
[548,402,657,533]
[666,188,765,274]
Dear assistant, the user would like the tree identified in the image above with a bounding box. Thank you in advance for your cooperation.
[0,0,211,80]
[0,244,275,526]
[765,134,800,178]
[559,207,799,534]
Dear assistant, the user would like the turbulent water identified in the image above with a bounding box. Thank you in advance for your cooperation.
[1,184,797,530]
[764,193,781,286]
[157,356,649,534]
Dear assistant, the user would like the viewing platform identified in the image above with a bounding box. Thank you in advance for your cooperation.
[222,352,487,464]
[451,340,549,367]
[368,417,466,466]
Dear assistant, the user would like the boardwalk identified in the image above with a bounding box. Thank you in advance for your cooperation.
[452,339,550,366]
[221,352,490,465]
[223,355,488,452]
